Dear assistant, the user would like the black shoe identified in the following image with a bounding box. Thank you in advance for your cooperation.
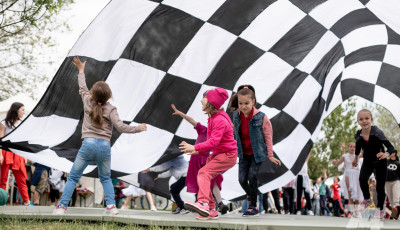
[242,205,259,217]
[218,202,229,215]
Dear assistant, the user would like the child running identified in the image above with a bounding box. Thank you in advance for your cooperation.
[332,142,363,217]
[229,85,281,217]
[352,109,395,219]
[53,57,147,215]
[171,104,228,214]
[180,88,237,220]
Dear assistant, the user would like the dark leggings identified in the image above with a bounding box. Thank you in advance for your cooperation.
[296,175,312,211]
[283,187,295,214]
[170,176,186,209]
[238,154,261,207]
[359,159,387,210]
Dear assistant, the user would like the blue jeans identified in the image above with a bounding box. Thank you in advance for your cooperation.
[58,138,115,207]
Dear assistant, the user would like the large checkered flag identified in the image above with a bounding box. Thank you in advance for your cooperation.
[1,0,400,201]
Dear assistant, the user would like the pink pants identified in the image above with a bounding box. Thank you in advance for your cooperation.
[197,152,237,209]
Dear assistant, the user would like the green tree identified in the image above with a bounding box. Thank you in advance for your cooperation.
[308,97,358,180]
[0,0,73,101]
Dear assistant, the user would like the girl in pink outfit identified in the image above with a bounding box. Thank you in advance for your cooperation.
[180,88,237,220]
[171,104,228,214]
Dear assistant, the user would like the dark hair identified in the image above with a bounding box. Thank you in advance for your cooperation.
[228,85,257,111]
[89,81,112,126]
[4,102,24,129]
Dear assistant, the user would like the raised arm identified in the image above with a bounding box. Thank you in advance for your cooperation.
[171,104,197,127]
[332,156,344,167]
[322,168,327,182]
[341,142,346,155]
[72,57,90,100]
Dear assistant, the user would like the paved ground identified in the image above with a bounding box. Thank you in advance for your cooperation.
[1,206,400,229]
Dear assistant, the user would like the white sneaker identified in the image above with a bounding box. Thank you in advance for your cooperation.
[120,205,129,210]
[150,205,157,211]
[307,210,314,216]
[104,205,119,215]
[179,208,190,215]
[52,205,67,215]
[296,211,302,215]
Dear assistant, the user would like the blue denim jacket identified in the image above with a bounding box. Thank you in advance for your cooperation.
[233,110,268,163]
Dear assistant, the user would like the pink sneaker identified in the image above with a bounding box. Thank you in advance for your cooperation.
[208,209,219,220]
[184,201,209,217]
[195,209,219,220]
[52,205,67,215]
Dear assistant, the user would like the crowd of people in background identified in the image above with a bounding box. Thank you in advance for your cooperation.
[1,58,399,221]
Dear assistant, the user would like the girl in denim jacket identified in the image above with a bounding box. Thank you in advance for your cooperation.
[229,85,281,217]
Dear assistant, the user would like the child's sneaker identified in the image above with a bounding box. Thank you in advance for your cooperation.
[373,209,385,219]
[179,208,190,215]
[104,205,119,215]
[195,209,218,220]
[358,199,374,212]
[184,201,209,217]
[120,205,129,210]
[172,207,182,214]
[150,205,157,211]
[218,202,229,215]
[52,205,67,215]
[208,209,219,220]
[242,205,259,217]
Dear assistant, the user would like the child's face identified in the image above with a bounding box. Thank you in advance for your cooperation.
[357,111,373,129]
[238,94,255,116]
[201,96,208,111]
[334,177,338,183]
[348,143,356,154]
[317,177,321,184]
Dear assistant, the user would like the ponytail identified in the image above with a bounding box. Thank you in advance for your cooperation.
[89,103,104,126]
[89,81,112,127]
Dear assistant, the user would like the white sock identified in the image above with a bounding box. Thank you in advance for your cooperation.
[107,204,114,208]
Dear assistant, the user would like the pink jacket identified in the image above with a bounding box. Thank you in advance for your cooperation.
[194,110,237,155]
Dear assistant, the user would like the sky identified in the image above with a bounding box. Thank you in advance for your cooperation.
[37,0,110,97]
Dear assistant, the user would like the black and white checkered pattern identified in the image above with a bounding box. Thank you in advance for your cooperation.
[1,0,400,200]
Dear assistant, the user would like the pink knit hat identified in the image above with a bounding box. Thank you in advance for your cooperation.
[206,88,229,109]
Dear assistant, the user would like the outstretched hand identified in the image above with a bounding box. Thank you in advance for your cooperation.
[179,141,196,154]
[72,57,86,73]
[269,156,281,166]
[139,123,147,132]
[171,104,183,116]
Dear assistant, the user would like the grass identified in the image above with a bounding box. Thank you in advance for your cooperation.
[0,217,207,230]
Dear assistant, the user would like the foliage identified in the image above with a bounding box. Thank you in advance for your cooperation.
[0,0,73,101]
[308,97,358,180]
[363,102,400,152]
